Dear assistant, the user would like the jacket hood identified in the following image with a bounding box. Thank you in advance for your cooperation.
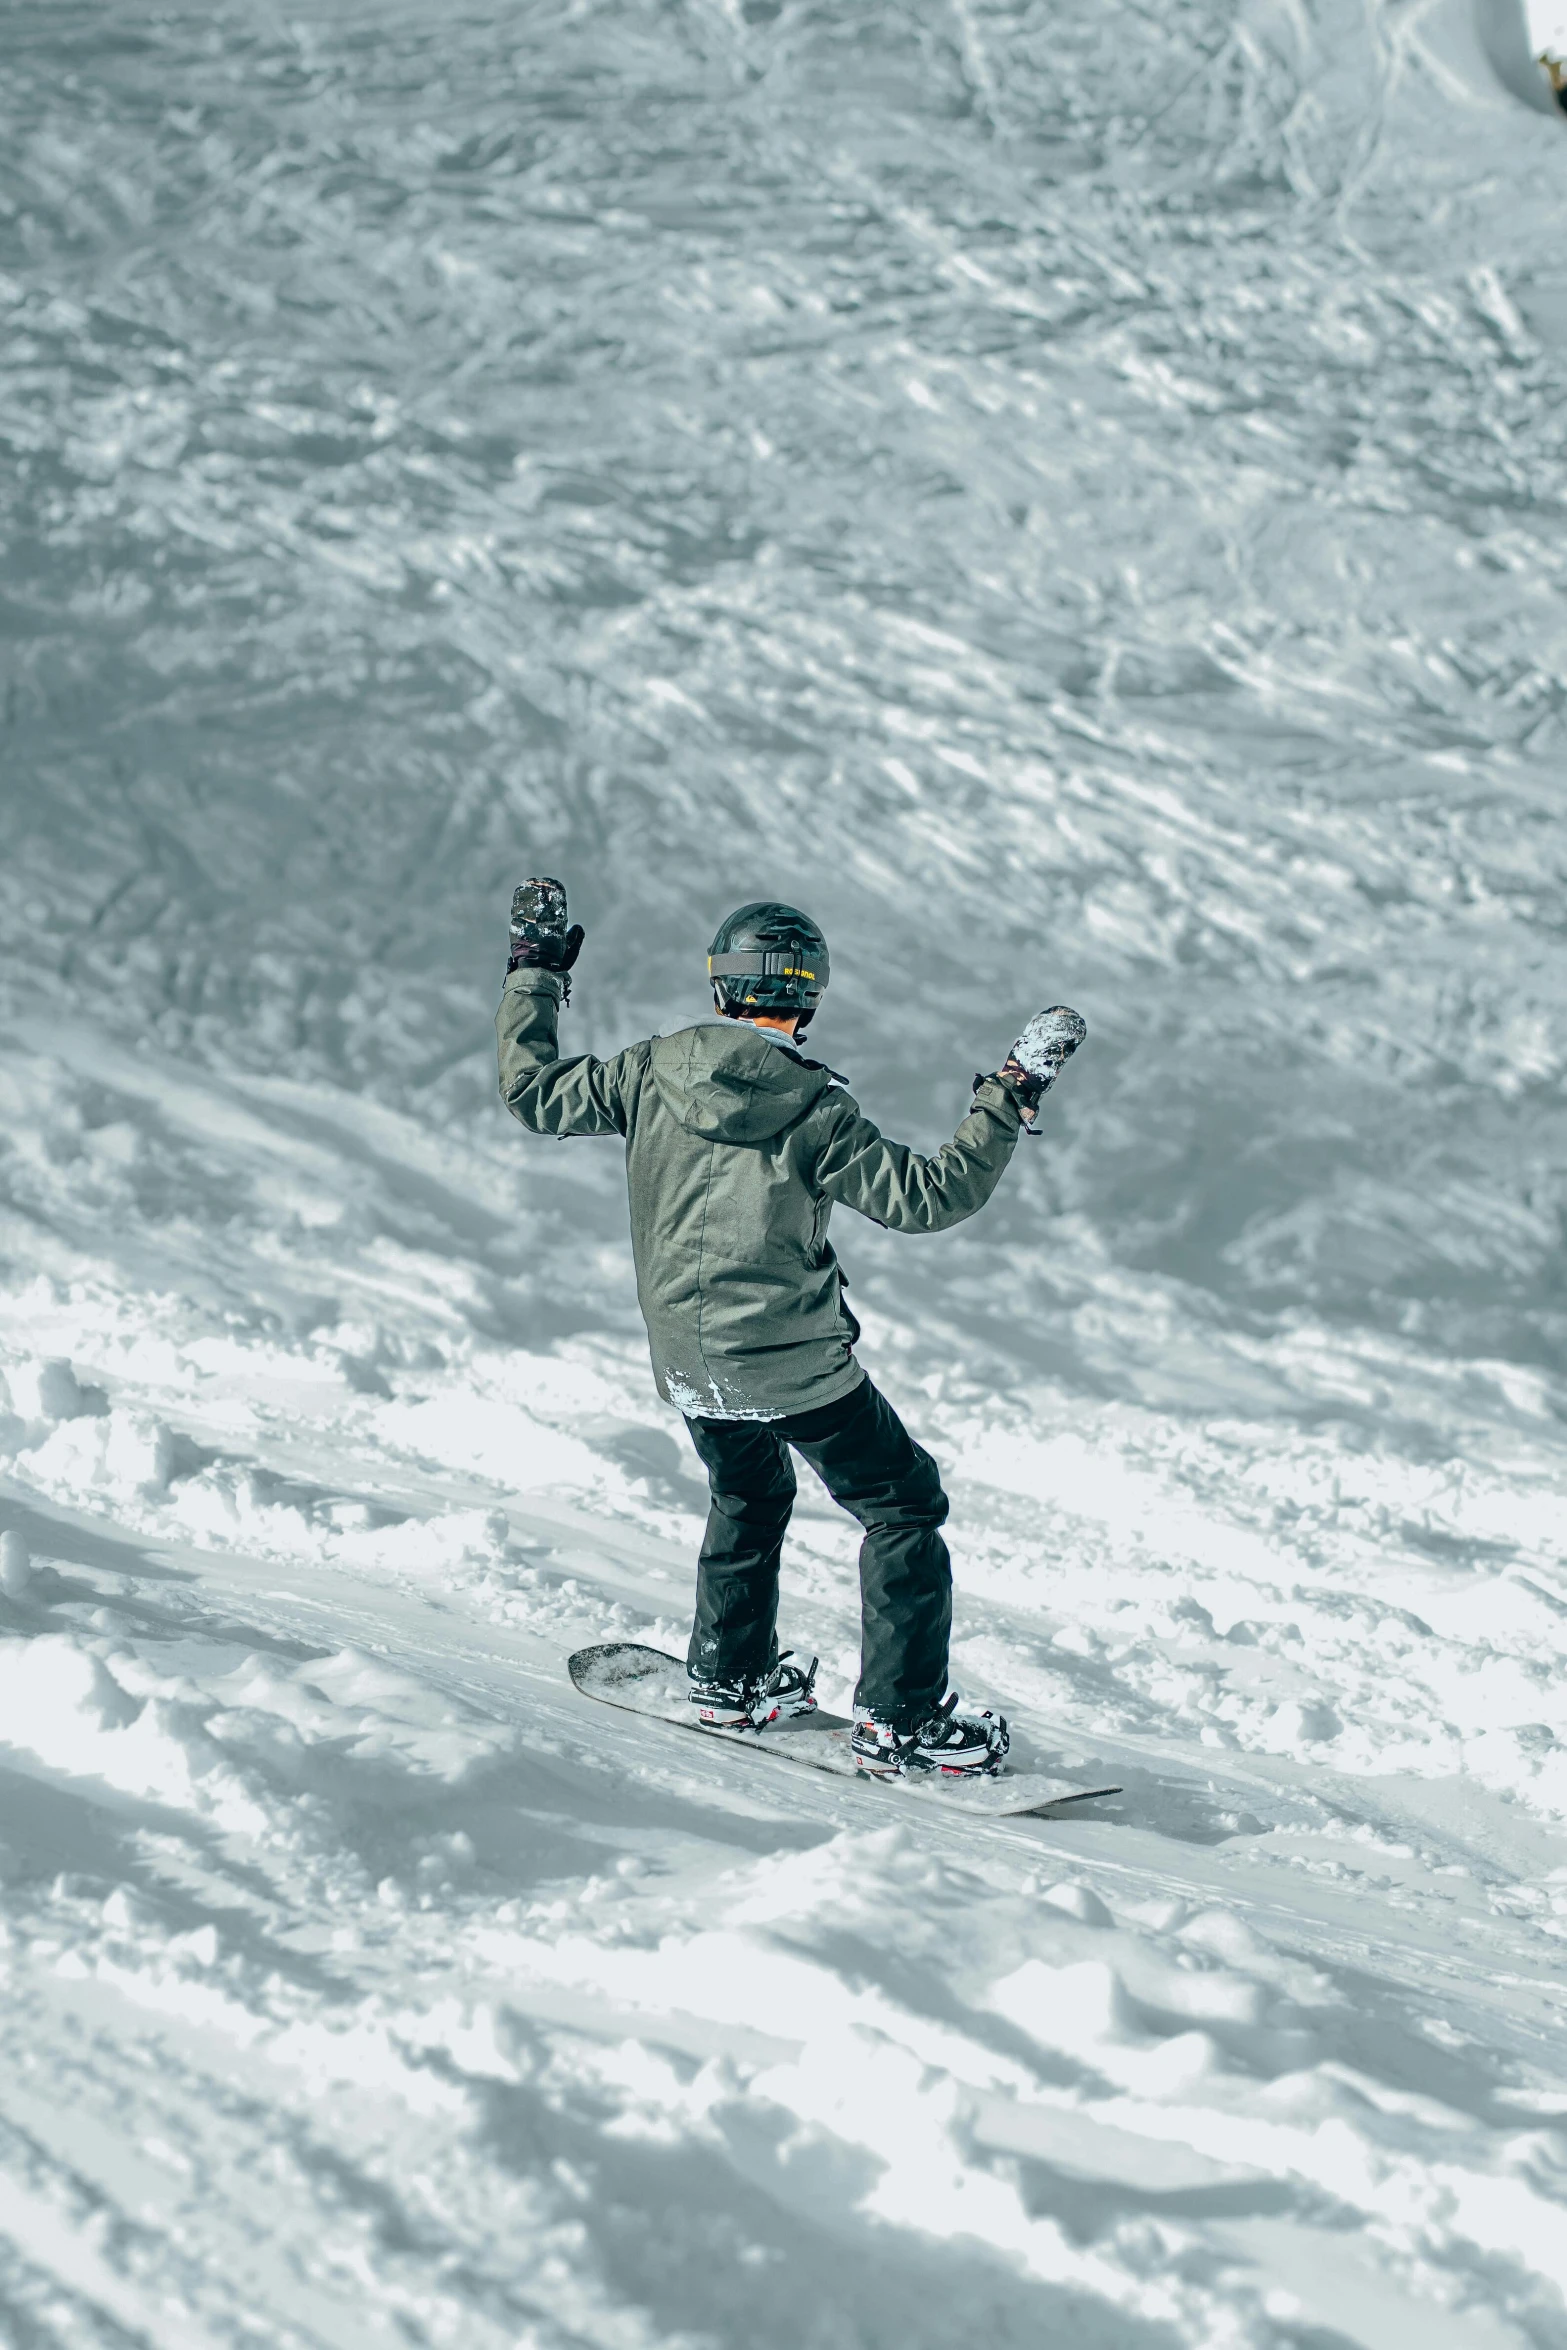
[649,1022,837,1144]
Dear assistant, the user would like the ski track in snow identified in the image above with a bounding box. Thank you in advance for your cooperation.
[3,1,1567,2343]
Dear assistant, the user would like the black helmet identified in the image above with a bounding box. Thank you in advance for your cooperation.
[708,901,830,1025]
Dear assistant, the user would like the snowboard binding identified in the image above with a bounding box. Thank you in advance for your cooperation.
[689,1652,820,1731]
[850,1693,1010,1778]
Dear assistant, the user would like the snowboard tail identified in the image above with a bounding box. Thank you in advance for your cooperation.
[567,1643,1122,1819]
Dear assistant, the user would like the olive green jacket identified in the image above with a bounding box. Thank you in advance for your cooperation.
[497,969,1026,1419]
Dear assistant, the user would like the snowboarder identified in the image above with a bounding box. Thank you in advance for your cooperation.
[497,882,1084,1777]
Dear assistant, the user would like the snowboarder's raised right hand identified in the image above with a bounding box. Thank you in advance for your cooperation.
[997,1006,1086,1116]
[508,877,585,977]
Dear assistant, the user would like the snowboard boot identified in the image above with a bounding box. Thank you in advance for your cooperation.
[850,1693,1009,1778]
[689,1651,819,1731]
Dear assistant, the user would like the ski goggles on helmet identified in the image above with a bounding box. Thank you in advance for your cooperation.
[707,950,823,983]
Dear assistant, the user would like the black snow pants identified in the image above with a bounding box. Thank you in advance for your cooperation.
[683,1375,952,1729]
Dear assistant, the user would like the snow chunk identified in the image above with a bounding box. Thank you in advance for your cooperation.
[27,1408,176,1498]
[992,1957,1141,2051]
[0,1634,268,1831]
[5,1356,91,1424]
[1042,1880,1115,1927]
[0,1530,31,1597]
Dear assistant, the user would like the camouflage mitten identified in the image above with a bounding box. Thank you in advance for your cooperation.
[993,1006,1087,1116]
[508,877,585,998]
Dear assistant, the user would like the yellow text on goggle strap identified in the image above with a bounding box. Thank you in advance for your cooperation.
[708,962,816,980]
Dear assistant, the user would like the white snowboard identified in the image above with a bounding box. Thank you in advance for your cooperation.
[568,1643,1122,1819]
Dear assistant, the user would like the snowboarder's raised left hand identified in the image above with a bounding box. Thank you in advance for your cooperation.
[508,877,585,978]
[996,1005,1086,1119]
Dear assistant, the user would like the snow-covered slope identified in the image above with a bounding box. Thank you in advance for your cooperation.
[3,1,1566,2342]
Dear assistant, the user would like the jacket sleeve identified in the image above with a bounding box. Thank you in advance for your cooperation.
[496,968,635,1137]
[810,1076,1026,1232]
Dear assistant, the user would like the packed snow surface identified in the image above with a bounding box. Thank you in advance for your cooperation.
[4,1,1567,2343]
